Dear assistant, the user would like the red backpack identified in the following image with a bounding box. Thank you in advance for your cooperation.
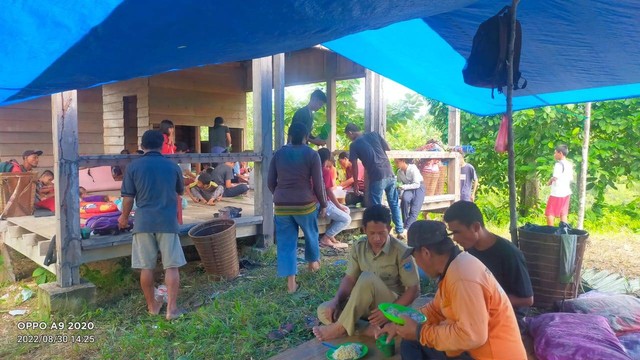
[462,6,527,97]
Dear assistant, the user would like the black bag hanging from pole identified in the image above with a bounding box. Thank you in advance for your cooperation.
[462,6,527,96]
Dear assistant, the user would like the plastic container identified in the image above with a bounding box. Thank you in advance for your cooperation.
[154,285,168,303]
[325,343,368,360]
[378,303,426,325]
[376,334,395,357]
[333,186,346,205]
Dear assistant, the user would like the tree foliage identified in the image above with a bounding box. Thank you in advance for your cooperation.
[429,98,640,212]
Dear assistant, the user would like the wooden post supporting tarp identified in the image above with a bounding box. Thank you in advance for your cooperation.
[364,69,385,135]
[273,53,286,150]
[577,102,592,230]
[325,52,338,152]
[52,91,82,287]
[253,57,275,247]
[507,0,520,245]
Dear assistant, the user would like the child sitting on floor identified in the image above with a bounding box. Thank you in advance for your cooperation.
[36,170,55,203]
[188,171,224,205]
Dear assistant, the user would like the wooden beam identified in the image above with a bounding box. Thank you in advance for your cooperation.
[51,91,82,287]
[507,0,520,244]
[78,152,262,167]
[252,57,275,248]
[386,151,458,160]
[364,69,385,135]
[577,102,591,230]
[273,53,286,149]
[447,106,461,147]
[325,52,338,151]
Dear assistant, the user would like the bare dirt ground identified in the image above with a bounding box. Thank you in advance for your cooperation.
[582,232,640,278]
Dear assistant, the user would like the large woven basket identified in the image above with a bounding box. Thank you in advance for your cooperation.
[436,165,447,195]
[421,171,439,196]
[188,219,239,280]
[0,173,36,219]
[518,226,589,309]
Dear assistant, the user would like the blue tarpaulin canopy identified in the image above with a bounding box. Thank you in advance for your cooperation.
[2,0,639,115]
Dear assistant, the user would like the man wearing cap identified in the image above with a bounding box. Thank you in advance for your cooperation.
[11,150,42,172]
[313,204,419,341]
[378,220,527,360]
[443,200,533,329]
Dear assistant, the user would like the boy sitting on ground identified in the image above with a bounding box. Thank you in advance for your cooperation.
[188,172,223,205]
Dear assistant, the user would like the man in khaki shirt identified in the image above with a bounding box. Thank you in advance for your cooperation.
[313,204,420,341]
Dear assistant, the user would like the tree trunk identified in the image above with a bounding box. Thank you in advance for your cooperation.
[519,175,540,217]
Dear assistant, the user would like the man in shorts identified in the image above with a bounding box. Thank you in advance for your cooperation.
[545,144,574,226]
[119,130,187,320]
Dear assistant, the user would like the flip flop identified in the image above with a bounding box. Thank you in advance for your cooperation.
[303,315,320,330]
[267,322,295,340]
[331,242,349,249]
[288,282,302,294]
[166,308,189,321]
[319,242,336,248]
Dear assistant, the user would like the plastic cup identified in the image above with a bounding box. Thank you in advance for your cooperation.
[376,334,395,357]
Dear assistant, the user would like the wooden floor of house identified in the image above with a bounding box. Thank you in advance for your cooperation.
[0,191,457,273]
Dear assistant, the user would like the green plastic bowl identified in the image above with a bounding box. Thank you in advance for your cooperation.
[326,342,368,360]
[378,303,426,325]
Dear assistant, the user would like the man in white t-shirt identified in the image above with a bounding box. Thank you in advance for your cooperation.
[545,145,574,226]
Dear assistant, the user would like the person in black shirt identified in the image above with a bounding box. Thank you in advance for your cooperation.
[345,123,404,239]
[211,162,249,198]
[444,200,533,330]
[290,89,327,146]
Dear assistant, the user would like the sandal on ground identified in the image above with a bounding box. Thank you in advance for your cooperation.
[267,322,295,340]
[166,308,189,321]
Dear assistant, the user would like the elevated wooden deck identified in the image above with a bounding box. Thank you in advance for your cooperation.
[0,192,455,272]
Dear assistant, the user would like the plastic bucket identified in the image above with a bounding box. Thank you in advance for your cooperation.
[188,219,239,280]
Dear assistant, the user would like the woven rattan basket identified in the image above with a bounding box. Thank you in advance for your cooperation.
[188,219,239,280]
[421,171,439,196]
[518,226,589,309]
[0,173,36,219]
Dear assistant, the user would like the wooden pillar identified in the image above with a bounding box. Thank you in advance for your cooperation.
[273,53,286,150]
[364,69,385,135]
[507,0,520,244]
[51,91,82,287]
[447,106,461,146]
[448,153,461,200]
[325,53,338,152]
[577,102,591,230]
[194,127,201,173]
[252,57,275,248]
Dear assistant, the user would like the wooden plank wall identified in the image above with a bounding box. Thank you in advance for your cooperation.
[147,63,247,130]
[102,78,150,154]
[0,88,104,169]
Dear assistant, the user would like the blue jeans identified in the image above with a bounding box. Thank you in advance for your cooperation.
[368,176,403,233]
[401,340,473,359]
[401,184,425,232]
[325,202,351,237]
[274,208,319,277]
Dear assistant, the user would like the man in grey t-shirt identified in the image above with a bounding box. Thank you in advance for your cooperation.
[458,151,478,202]
[119,130,187,320]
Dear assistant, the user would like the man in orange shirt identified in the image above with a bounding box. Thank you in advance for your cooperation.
[377,220,526,360]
